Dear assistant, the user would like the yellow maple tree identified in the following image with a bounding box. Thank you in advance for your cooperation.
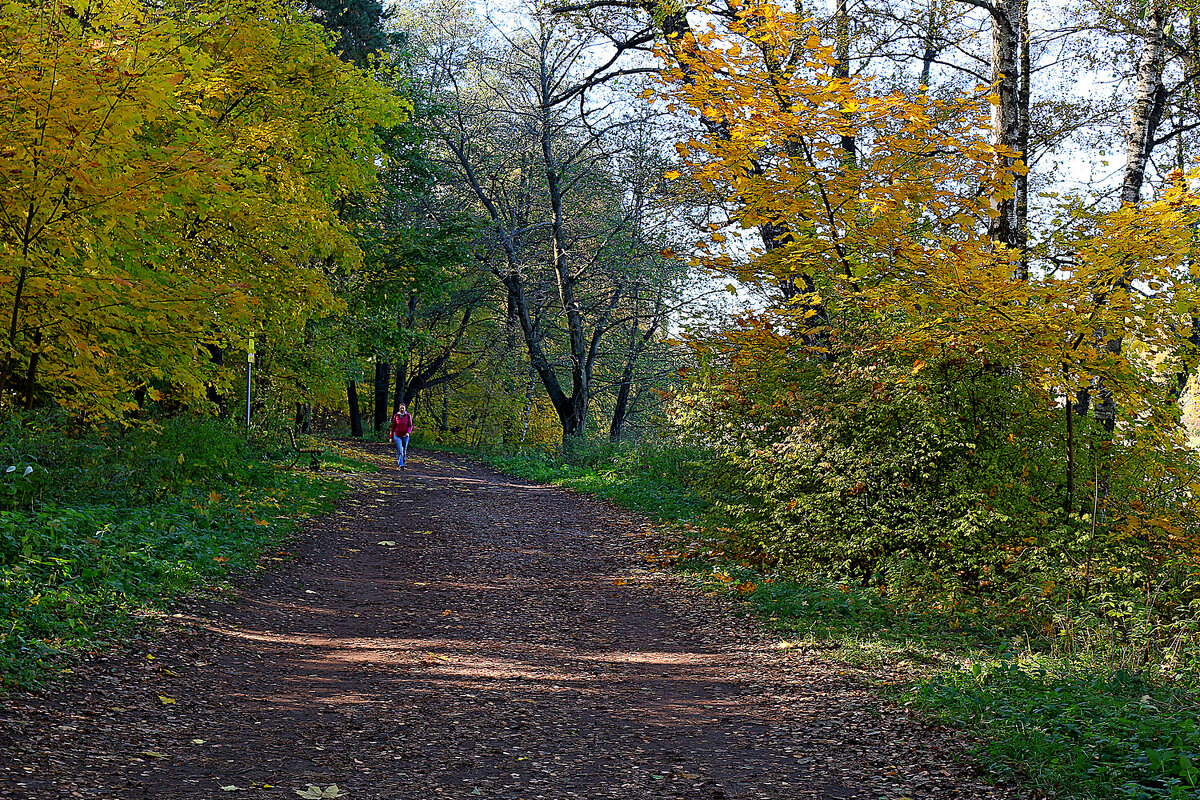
[0,0,400,417]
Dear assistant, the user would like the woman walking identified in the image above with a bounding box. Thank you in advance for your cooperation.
[390,404,413,469]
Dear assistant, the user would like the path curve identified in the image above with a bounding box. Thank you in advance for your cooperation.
[0,443,1021,799]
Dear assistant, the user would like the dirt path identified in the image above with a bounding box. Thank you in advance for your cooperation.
[0,443,1021,800]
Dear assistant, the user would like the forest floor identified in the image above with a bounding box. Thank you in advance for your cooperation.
[0,442,1023,800]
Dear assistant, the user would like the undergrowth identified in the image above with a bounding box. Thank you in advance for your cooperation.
[0,412,354,691]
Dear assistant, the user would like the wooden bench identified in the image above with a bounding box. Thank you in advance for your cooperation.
[284,428,323,471]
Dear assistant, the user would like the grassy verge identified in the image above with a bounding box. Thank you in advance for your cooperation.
[0,414,364,691]
[440,435,1200,800]
[912,663,1200,798]
[416,436,706,522]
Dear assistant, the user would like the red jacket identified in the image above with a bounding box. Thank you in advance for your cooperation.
[390,412,413,437]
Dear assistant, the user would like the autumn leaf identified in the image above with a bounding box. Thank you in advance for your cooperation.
[296,785,346,798]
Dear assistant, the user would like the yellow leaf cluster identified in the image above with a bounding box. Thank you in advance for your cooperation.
[0,0,400,417]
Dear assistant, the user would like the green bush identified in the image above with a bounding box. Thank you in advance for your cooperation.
[0,412,339,689]
[683,357,1200,630]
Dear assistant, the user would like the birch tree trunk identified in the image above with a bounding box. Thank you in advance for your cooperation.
[918,1,940,89]
[1094,0,1170,430]
[1013,0,1031,279]
[1121,0,1168,207]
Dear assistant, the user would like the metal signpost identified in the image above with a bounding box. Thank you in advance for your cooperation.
[245,335,255,429]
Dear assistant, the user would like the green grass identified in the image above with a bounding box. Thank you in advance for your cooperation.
[0,414,347,690]
[911,663,1200,799]
[672,553,1006,669]
[418,436,706,521]
[315,440,380,474]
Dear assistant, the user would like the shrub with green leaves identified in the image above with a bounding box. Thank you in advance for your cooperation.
[0,412,340,689]
[679,354,1200,630]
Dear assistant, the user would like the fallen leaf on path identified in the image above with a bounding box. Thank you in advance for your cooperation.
[157,695,176,705]
[141,751,168,758]
[296,785,346,798]
[376,541,397,546]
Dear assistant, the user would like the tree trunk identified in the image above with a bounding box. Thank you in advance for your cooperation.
[347,380,363,438]
[205,343,228,417]
[1091,0,1169,429]
[919,2,939,89]
[651,4,830,337]
[1065,385,1074,514]
[609,366,634,441]
[520,368,536,444]
[1121,0,1168,206]
[538,44,593,444]
[1014,0,1031,278]
[987,0,1023,250]
[22,328,41,411]
[834,0,856,163]
[1171,14,1200,400]
[393,359,408,414]
[556,389,588,442]
[295,402,311,434]
[440,382,450,436]
[373,360,390,433]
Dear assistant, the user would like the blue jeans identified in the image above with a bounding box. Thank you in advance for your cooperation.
[393,434,409,467]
